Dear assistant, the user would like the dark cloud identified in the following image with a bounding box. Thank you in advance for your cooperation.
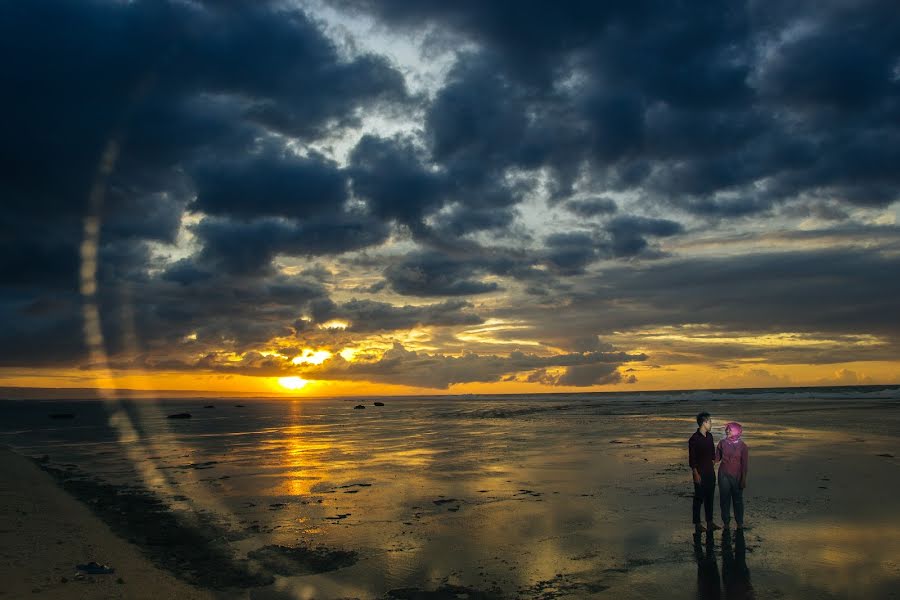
[377,211,686,297]
[778,201,850,222]
[620,333,900,367]
[755,2,899,112]
[384,251,502,296]
[191,148,348,220]
[0,0,410,296]
[346,54,559,242]
[564,197,618,218]
[426,55,552,174]
[542,232,598,275]
[123,274,328,354]
[332,1,654,86]
[349,134,448,229]
[493,246,900,362]
[192,214,390,276]
[0,0,413,371]
[592,249,900,336]
[0,291,86,367]
[309,298,483,332]
[335,0,900,215]
[2,0,408,203]
[541,216,684,274]
[566,336,616,353]
[428,204,518,238]
[103,192,187,243]
[529,363,625,387]
[601,215,683,258]
[348,132,524,241]
[0,239,81,290]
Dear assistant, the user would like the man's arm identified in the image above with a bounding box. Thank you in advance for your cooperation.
[689,436,700,483]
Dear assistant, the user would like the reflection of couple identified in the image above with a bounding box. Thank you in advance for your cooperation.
[689,412,749,532]
[694,528,754,599]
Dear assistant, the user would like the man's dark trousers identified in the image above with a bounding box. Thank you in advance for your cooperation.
[693,473,716,524]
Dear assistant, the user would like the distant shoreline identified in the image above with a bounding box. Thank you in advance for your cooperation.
[1,383,898,401]
[0,386,287,400]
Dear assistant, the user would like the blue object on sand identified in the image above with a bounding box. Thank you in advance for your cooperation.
[76,562,116,575]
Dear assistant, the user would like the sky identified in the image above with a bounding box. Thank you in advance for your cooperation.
[1,0,899,396]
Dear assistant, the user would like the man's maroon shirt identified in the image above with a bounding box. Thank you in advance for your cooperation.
[689,429,716,477]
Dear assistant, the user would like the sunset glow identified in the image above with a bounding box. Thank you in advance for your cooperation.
[291,350,332,365]
[277,376,309,391]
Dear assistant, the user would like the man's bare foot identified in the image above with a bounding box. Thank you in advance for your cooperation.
[707,522,722,531]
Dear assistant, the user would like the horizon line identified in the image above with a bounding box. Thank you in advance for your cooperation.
[1,382,897,401]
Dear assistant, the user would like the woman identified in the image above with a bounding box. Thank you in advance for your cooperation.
[716,422,749,530]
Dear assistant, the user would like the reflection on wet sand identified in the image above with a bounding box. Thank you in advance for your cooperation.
[694,529,754,600]
[694,531,721,600]
[722,529,754,600]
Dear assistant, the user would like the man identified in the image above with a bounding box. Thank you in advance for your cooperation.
[689,411,720,532]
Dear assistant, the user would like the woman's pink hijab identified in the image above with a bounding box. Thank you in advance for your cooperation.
[724,422,743,444]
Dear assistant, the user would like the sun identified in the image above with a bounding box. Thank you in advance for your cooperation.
[277,376,309,391]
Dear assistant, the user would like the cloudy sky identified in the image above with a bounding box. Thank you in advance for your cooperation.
[2,0,899,396]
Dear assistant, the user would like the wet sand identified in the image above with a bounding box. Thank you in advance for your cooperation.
[1,392,899,599]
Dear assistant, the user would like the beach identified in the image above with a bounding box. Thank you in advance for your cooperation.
[1,388,899,599]
[0,446,214,600]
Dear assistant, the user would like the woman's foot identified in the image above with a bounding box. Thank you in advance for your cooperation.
[695,523,706,532]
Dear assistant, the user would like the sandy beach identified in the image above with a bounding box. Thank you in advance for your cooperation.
[1,390,899,599]
[0,446,214,600]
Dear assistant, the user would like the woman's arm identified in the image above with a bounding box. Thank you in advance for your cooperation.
[715,440,722,463]
[740,443,749,488]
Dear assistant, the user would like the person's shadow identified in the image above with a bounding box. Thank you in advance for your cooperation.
[694,530,721,599]
[721,529,755,599]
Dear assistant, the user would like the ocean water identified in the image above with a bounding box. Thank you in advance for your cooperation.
[2,385,899,599]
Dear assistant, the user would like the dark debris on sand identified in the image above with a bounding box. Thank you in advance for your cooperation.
[386,583,504,599]
[247,544,357,576]
[516,573,610,599]
[159,460,218,471]
[49,413,76,419]
[432,498,460,506]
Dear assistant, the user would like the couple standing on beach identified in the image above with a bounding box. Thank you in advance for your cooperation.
[689,411,749,532]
